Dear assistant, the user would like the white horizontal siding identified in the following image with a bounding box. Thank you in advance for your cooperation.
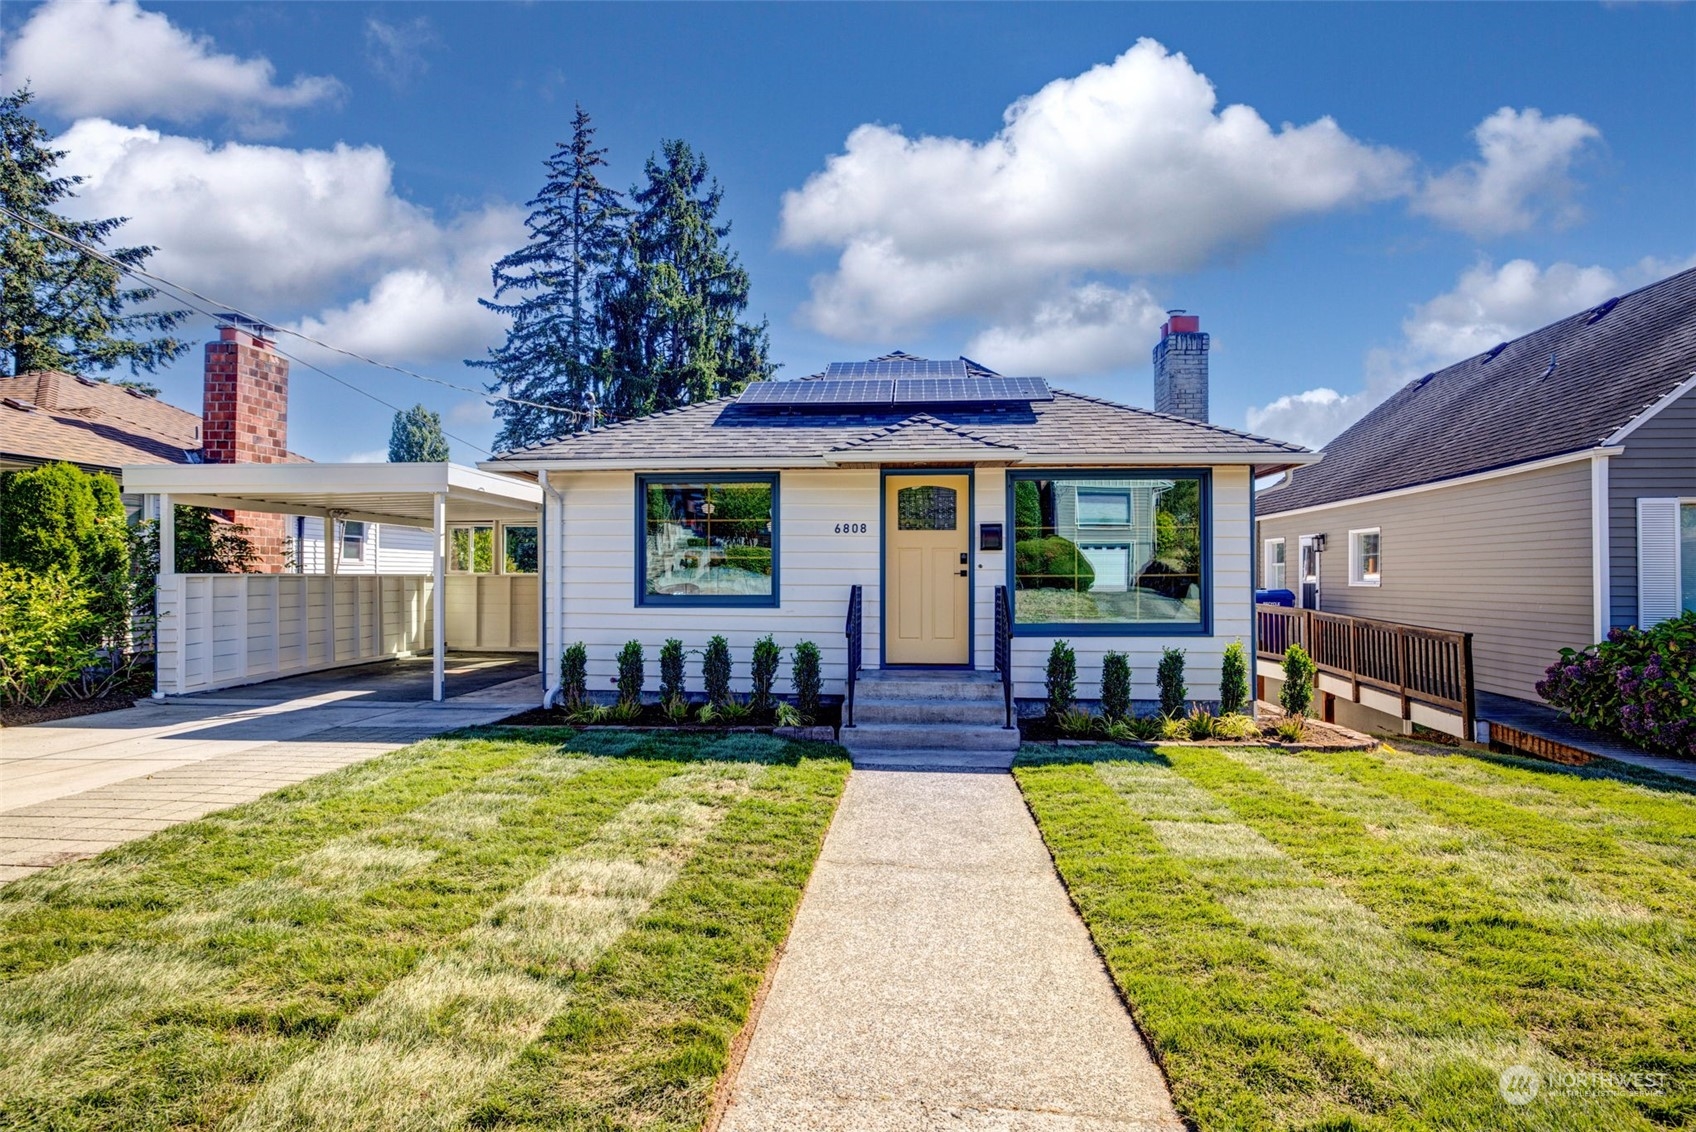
[547,463,1256,706]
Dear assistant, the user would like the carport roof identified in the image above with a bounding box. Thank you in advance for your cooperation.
[120,462,540,529]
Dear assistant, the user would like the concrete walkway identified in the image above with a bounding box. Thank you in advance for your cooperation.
[716,770,1182,1132]
[0,668,538,884]
[1478,691,1696,783]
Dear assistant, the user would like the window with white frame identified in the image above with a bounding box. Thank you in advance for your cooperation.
[1263,537,1286,589]
[339,520,367,564]
[1349,527,1381,586]
[449,524,494,573]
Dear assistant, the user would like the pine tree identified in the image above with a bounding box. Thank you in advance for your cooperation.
[469,105,626,452]
[388,403,450,461]
[597,139,773,419]
[0,88,190,378]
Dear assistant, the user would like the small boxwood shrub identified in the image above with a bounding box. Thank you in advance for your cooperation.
[1537,613,1696,758]
[659,638,686,703]
[1220,640,1250,716]
[751,634,781,713]
[1100,651,1132,722]
[1046,640,1076,720]
[559,642,589,712]
[1280,643,1318,718]
[1157,648,1186,717]
[703,634,733,708]
[791,640,822,720]
[615,640,644,708]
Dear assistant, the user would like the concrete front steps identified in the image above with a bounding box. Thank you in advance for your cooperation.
[840,669,1021,771]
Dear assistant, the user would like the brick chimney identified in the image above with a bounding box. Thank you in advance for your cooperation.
[202,324,290,571]
[1153,310,1209,423]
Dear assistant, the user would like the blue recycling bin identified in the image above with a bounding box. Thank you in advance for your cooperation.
[1256,588,1296,607]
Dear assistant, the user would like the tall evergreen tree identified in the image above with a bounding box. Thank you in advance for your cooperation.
[388,403,450,461]
[597,139,774,419]
[469,105,626,451]
[0,88,190,378]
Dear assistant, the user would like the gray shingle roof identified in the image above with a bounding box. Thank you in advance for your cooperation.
[489,387,1311,468]
[1259,267,1696,515]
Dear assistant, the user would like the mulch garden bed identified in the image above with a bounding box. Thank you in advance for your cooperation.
[494,701,841,736]
[0,694,137,728]
[1019,708,1379,752]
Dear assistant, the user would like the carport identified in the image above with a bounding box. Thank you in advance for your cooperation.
[123,462,543,701]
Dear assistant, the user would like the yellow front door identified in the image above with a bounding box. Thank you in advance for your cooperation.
[885,474,970,665]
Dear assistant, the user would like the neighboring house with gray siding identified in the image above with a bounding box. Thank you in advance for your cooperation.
[1256,267,1696,703]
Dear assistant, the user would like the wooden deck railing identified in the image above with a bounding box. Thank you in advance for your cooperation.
[1256,604,1475,736]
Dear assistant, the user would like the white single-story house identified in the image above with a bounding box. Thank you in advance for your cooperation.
[485,342,1317,738]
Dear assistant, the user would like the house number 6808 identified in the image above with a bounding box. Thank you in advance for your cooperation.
[834,522,868,534]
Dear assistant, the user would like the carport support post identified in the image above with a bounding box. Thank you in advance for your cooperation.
[432,491,446,702]
[153,493,173,701]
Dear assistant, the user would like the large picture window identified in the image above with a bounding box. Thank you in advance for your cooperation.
[1008,470,1209,633]
[638,474,778,606]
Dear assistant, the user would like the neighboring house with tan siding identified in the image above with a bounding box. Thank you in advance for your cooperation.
[1256,267,1696,704]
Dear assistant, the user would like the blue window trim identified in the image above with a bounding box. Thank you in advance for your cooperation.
[635,472,780,608]
[1005,467,1213,637]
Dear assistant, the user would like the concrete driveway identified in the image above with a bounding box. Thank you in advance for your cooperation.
[0,654,538,884]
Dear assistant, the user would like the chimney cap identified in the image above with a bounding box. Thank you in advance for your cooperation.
[216,313,277,346]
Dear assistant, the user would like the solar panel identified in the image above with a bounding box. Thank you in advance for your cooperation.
[736,379,893,407]
[893,376,1053,404]
[736,374,1052,409]
[825,358,969,378]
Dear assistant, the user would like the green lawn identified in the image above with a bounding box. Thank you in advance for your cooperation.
[0,728,849,1132]
[1016,741,1696,1132]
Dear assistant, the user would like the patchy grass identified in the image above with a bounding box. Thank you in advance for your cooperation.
[1016,741,1696,1131]
[0,727,848,1132]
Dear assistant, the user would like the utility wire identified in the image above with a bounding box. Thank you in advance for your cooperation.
[0,204,599,431]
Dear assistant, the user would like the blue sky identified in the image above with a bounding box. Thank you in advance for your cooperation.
[5,1,1692,461]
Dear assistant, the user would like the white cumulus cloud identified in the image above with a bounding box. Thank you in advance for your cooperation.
[780,38,1412,340]
[3,0,340,134]
[54,118,519,365]
[966,283,1168,378]
[1414,107,1602,238]
[1245,256,1678,448]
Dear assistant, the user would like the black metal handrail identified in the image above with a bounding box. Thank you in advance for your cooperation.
[994,584,1014,729]
[844,584,863,729]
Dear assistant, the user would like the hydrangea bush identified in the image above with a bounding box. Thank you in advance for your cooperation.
[1536,612,1695,758]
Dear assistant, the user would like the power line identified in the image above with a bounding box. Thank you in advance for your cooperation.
[0,203,600,430]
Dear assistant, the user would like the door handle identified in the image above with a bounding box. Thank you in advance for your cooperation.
[958,569,969,577]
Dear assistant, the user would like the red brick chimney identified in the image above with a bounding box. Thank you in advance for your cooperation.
[202,325,290,571]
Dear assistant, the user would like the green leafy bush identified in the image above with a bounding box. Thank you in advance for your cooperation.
[1160,714,1190,741]
[172,507,257,574]
[1100,651,1131,722]
[1015,536,1095,591]
[0,566,102,707]
[0,463,127,583]
[703,635,733,708]
[723,545,773,577]
[659,638,686,703]
[774,702,804,728]
[1274,716,1307,744]
[1057,707,1097,737]
[560,642,589,712]
[751,634,781,713]
[1046,639,1076,719]
[1537,613,1696,757]
[791,640,822,721]
[616,640,644,708]
[1280,644,1318,718]
[1157,648,1187,717]
[1220,640,1249,715]
[1185,707,1217,740]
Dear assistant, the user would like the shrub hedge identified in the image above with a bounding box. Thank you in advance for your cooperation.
[1537,613,1695,758]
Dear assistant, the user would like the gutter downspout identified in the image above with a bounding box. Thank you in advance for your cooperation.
[1249,472,1258,719]
[1590,450,1611,642]
[540,473,563,709]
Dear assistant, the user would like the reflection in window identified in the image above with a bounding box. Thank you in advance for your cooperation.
[450,525,493,573]
[897,485,958,531]
[504,525,538,574]
[1010,473,1205,627]
[641,477,776,604]
[1681,503,1695,614]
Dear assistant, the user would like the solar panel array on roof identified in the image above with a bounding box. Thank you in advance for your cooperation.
[825,358,969,378]
[893,376,1052,404]
[736,375,1052,409]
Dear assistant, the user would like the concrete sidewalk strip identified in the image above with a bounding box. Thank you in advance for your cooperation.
[716,770,1182,1132]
